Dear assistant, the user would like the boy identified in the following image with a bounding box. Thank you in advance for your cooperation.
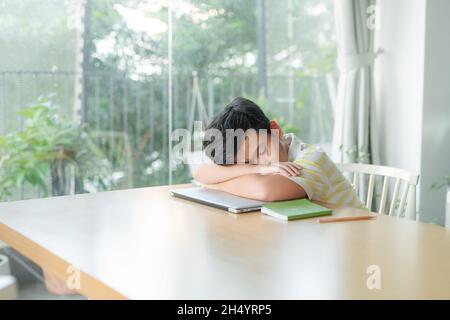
[193,97,365,209]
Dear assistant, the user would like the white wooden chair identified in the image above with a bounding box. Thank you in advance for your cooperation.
[336,163,420,220]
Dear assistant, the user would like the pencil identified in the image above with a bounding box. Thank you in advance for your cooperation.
[318,215,376,223]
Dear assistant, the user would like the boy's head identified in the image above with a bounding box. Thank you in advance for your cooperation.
[203,97,284,165]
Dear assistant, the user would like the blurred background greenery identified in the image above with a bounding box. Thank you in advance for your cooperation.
[0,0,336,201]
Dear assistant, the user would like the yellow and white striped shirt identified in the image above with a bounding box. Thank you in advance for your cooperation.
[284,133,366,209]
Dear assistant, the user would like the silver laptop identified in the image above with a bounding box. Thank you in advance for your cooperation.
[170,187,264,213]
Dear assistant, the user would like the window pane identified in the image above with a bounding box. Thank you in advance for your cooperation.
[86,0,170,189]
[170,0,258,182]
[0,0,336,202]
[266,0,336,145]
[0,0,83,200]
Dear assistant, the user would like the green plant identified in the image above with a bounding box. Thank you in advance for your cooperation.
[0,96,113,200]
[431,175,450,191]
[339,144,371,163]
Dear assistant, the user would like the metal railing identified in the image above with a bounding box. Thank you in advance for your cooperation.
[0,70,334,200]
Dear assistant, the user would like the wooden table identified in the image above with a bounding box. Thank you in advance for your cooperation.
[1,184,450,299]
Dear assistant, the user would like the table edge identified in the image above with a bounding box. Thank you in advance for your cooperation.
[0,222,127,300]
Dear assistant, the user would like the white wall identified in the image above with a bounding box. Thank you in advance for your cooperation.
[420,0,450,224]
[374,0,450,224]
[374,0,425,174]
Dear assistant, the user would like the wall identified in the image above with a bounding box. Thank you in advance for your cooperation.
[374,0,450,224]
[420,0,450,224]
[374,0,426,174]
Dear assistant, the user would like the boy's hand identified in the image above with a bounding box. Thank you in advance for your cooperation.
[259,162,302,177]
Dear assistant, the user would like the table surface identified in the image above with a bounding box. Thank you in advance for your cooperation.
[1,184,450,299]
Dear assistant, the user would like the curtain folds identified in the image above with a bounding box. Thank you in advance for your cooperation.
[331,0,378,165]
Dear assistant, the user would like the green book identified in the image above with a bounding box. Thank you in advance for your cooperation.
[261,199,332,221]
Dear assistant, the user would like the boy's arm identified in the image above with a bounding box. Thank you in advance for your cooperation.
[192,163,260,185]
[192,162,302,185]
[205,174,306,202]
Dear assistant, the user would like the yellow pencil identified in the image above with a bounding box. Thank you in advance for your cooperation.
[318,215,376,223]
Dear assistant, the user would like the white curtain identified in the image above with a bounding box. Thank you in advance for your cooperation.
[331,0,379,164]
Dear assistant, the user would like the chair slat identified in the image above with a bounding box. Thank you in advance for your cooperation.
[397,183,409,218]
[336,163,418,219]
[379,176,389,215]
[389,178,401,216]
[366,174,375,209]
[353,172,359,196]
[406,185,417,220]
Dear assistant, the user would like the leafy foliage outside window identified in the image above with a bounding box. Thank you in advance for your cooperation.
[0,96,112,200]
[255,92,303,137]
[338,144,371,163]
[0,0,337,196]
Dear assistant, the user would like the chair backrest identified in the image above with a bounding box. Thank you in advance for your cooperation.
[336,163,420,220]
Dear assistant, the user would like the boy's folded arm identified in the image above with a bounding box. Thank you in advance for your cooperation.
[192,163,260,185]
[205,174,306,202]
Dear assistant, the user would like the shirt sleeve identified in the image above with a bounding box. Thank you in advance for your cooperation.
[288,176,315,200]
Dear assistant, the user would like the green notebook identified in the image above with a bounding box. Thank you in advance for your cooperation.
[261,199,332,221]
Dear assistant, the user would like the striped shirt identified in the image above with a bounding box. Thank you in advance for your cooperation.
[284,133,366,209]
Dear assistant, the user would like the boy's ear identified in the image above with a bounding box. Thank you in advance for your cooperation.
[270,120,283,139]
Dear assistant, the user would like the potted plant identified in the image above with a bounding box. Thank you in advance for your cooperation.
[0,96,113,199]
[431,175,450,229]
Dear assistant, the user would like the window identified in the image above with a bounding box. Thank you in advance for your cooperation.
[0,0,336,201]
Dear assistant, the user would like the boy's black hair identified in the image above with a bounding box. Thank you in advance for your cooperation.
[203,97,271,165]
